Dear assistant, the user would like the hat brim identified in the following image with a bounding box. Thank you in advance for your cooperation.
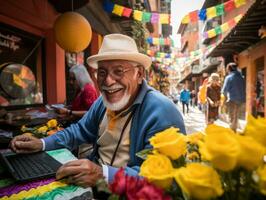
[86,52,152,69]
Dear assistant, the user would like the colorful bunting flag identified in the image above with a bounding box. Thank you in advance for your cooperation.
[142,12,152,22]
[153,38,159,45]
[181,15,189,24]
[103,0,114,13]
[220,23,230,32]
[204,14,243,39]
[207,29,217,38]
[215,4,224,16]
[122,7,132,17]
[159,14,170,24]
[234,0,246,8]
[151,13,159,23]
[189,10,199,22]
[207,7,217,19]
[198,9,207,21]
[133,10,143,21]
[224,0,236,12]
[112,4,124,16]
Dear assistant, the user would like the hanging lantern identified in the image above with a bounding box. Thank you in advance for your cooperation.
[54,12,92,53]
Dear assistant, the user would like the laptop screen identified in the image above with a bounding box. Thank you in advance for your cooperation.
[0,151,62,182]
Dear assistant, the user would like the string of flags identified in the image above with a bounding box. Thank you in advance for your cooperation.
[103,0,170,24]
[204,14,243,39]
[181,0,247,24]
[146,37,174,46]
[103,0,247,25]
[147,42,217,61]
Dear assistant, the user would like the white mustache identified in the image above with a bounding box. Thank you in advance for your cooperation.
[101,84,124,91]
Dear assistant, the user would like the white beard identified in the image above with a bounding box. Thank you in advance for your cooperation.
[102,91,131,111]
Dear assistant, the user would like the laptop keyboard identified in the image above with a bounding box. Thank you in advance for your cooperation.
[3,152,62,181]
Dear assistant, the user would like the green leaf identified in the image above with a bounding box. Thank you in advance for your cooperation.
[108,194,120,200]
[136,148,153,160]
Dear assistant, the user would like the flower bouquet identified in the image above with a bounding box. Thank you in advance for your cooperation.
[107,115,266,200]
[20,119,63,138]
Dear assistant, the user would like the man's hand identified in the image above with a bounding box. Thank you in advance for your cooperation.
[10,135,43,153]
[56,159,103,188]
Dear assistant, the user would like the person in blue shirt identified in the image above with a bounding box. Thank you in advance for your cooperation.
[180,86,190,115]
[221,62,246,131]
[10,34,186,188]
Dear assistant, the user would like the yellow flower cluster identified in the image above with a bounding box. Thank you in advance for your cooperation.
[139,115,266,199]
[21,119,62,138]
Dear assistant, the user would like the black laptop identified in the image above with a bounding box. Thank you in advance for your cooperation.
[0,151,62,182]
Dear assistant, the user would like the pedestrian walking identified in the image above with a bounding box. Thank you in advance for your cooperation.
[221,62,245,131]
[180,86,190,114]
[190,90,196,107]
[206,73,221,124]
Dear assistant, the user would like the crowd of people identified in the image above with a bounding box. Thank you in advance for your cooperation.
[172,62,246,132]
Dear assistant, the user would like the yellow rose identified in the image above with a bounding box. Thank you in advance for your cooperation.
[47,119,58,128]
[149,127,187,160]
[174,163,223,200]
[186,132,205,145]
[199,125,240,171]
[205,124,235,135]
[257,165,266,195]
[140,154,174,189]
[37,126,48,133]
[235,135,265,170]
[244,115,266,147]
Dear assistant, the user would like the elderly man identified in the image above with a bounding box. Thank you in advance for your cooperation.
[11,34,186,187]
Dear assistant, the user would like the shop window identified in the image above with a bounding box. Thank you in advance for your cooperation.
[0,22,45,109]
[253,57,264,117]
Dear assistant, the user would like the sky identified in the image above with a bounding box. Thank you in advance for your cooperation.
[171,0,205,48]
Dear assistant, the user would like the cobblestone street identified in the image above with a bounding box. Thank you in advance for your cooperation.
[176,103,246,134]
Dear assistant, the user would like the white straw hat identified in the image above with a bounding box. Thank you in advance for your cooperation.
[86,34,151,69]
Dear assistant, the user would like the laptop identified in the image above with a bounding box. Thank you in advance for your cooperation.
[0,151,62,182]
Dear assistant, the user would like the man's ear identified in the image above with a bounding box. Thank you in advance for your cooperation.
[137,66,145,84]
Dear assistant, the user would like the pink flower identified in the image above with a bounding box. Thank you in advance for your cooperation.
[110,168,171,200]
[109,168,126,195]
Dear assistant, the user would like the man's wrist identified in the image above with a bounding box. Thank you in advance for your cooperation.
[40,139,45,151]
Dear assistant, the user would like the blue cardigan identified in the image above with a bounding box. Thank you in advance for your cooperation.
[44,81,186,182]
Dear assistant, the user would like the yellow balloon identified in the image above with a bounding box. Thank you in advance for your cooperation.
[54,12,92,53]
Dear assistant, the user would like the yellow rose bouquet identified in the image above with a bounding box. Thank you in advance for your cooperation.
[20,119,63,138]
[137,115,266,200]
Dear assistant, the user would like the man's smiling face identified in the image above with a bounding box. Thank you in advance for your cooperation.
[97,60,144,111]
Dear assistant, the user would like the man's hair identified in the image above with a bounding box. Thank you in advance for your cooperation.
[226,62,237,72]
[69,64,93,88]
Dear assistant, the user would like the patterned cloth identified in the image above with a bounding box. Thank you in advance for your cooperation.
[0,149,92,200]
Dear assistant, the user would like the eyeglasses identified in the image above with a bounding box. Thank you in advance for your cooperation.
[97,66,138,80]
